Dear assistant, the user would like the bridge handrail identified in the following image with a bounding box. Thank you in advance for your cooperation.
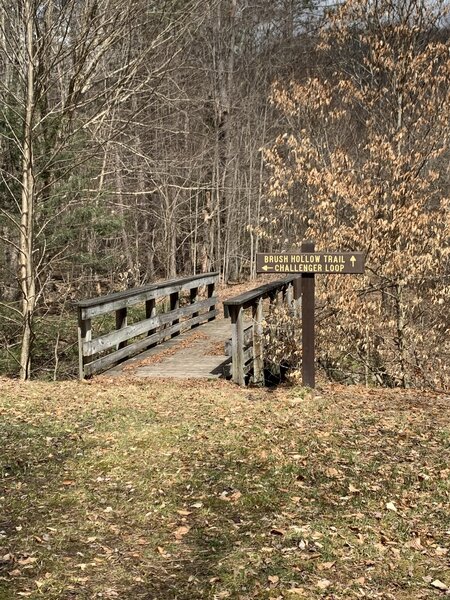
[76,272,219,379]
[76,272,219,319]
[223,276,296,316]
[223,276,300,385]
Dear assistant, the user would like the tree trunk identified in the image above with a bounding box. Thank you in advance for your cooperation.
[19,0,36,380]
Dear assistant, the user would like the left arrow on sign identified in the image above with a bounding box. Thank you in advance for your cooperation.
[262,265,273,272]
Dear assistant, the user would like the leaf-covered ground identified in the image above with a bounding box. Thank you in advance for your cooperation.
[0,377,449,599]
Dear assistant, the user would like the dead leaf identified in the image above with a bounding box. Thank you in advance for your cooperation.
[18,557,37,566]
[348,484,360,493]
[325,467,340,478]
[174,526,190,540]
[430,580,448,591]
[386,502,397,512]
[316,579,331,589]
[318,561,335,570]
[405,537,423,550]
[270,528,286,536]
[268,575,279,586]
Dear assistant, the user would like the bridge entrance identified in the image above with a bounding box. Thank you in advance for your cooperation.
[76,272,298,385]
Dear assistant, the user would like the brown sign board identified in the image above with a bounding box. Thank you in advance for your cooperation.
[256,252,365,275]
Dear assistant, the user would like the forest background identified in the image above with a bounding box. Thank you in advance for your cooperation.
[0,0,449,386]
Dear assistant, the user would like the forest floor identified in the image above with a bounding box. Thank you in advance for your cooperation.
[0,377,449,600]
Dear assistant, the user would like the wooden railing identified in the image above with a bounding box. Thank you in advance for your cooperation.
[76,272,219,379]
[223,276,300,386]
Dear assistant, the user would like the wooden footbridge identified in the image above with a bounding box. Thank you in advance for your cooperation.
[76,272,300,386]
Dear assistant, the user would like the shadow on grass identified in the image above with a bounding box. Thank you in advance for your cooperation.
[0,415,101,599]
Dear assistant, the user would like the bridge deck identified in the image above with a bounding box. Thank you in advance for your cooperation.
[104,318,233,379]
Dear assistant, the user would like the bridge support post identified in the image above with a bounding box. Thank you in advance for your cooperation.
[268,290,281,379]
[77,308,91,380]
[207,282,216,321]
[252,297,264,386]
[230,305,245,385]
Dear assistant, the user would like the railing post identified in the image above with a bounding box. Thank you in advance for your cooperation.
[190,287,199,328]
[286,283,294,310]
[230,305,245,385]
[146,298,157,346]
[207,281,216,321]
[170,291,180,337]
[268,290,281,378]
[269,290,276,306]
[115,307,127,350]
[252,298,264,386]
[77,307,91,380]
[293,277,302,316]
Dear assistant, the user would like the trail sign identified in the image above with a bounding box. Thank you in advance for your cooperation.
[256,252,365,274]
[256,244,365,389]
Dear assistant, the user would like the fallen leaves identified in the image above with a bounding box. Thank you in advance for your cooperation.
[1,379,449,600]
[430,579,448,591]
[173,525,190,540]
[316,578,332,590]
[220,489,242,502]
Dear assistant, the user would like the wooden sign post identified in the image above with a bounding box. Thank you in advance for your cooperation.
[256,243,365,389]
[301,240,315,388]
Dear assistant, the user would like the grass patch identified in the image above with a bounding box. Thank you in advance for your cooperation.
[0,378,449,599]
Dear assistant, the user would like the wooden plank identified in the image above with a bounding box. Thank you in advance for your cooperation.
[84,309,219,376]
[76,272,219,308]
[83,297,216,356]
[243,346,254,363]
[223,358,252,379]
[224,324,253,356]
[252,298,264,385]
[78,273,219,319]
